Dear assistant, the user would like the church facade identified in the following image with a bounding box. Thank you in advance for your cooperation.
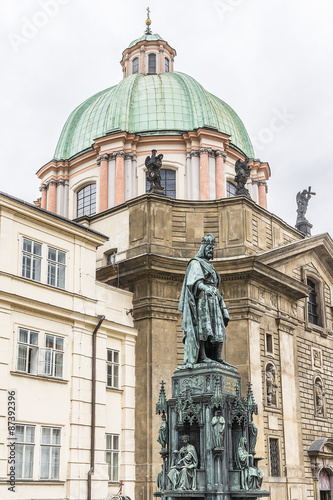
[3,16,333,500]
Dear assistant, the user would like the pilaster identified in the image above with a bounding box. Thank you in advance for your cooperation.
[98,154,109,212]
[215,150,227,199]
[114,150,125,206]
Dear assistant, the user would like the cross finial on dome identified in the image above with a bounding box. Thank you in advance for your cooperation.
[145,6,152,34]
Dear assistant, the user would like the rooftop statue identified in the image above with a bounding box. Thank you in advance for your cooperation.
[145,149,165,195]
[296,186,316,223]
[178,233,230,367]
[234,158,251,198]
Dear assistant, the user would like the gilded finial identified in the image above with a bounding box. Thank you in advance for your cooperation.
[145,6,152,34]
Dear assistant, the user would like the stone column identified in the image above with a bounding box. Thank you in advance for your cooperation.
[98,154,109,212]
[199,148,210,200]
[56,179,65,216]
[40,184,47,209]
[159,49,164,73]
[63,180,69,218]
[125,152,135,201]
[115,151,125,206]
[140,49,145,74]
[276,317,304,480]
[186,152,192,200]
[258,181,268,209]
[215,150,227,199]
[47,179,57,213]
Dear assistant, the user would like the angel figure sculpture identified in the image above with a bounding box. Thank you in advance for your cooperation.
[145,149,164,194]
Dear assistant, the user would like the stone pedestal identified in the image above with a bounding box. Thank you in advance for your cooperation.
[154,362,269,500]
[295,219,312,236]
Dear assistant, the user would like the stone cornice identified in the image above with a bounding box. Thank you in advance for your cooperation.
[275,316,297,334]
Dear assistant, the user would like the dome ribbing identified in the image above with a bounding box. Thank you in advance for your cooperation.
[54,72,254,160]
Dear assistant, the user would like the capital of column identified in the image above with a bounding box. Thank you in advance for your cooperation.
[113,150,125,158]
[258,180,268,192]
[159,49,164,53]
[47,178,57,186]
[140,49,145,53]
[190,149,200,158]
[215,150,227,161]
[199,147,212,155]
[57,179,66,187]
[97,153,109,165]
[39,183,47,192]
[124,152,135,160]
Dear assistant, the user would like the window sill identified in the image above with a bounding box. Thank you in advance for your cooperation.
[264,405,282,414]
[106,386,123,393]
[0,479,65,484]
[305,323,328,337]
[10,371,68,384]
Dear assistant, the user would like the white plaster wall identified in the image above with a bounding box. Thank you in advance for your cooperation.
[0,197,136,500]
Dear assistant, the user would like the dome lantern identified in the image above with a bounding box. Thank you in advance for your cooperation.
[120,9,176,78]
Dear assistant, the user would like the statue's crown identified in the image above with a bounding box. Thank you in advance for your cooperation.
[201,233,216,246]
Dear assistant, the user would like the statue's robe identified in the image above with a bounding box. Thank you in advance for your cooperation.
[168,444,198,491]
[178,256,229,365]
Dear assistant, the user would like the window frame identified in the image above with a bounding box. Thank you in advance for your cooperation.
[16,328,65,380]
[106,349,120,389]
[146,168,176,198]
[165,57,170,72]
[302,268,327,334]
[17,328,39,375]
[47,246,66,289]
[39,427,61,480]
[106,433,119,482]
[132,57,139,74]
[269,437,281,477]
[148,53,156,74]
[15,424,36,479]
[226,180,237,198]
[21,237,42,282]
[77,183,96,218]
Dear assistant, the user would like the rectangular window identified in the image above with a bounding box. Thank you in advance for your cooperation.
[307,279,318,325]
[22,238,42,282]
[47,247,66,289]
[266,333,273,354]
[17,328,39,374]
[40,427,61,480]
[39,335,64,378]
[269,438,280,477]
[15,424,35,479]
[107,349,119,389]
[106,434,119,482]
[165,57,169,72]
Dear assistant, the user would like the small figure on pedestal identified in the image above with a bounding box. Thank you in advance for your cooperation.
[211,409,225,449]
[235,437,264,491]
[314,378,325,416]
[295,186,316,236]
[145,149,165,195]
[266,364,278,406]
[168,435,198,491]
[157,413,168,451]
[234,158,251,198]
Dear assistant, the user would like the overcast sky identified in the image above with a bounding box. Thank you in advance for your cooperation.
[1,0,332,236]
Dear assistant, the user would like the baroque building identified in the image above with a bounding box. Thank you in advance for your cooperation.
[4,16,333,500]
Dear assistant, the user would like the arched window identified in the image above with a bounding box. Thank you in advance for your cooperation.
[307,279,318,325]
[148,53,156,74]
[226,181,237,198]
[146,169,176,198]
[319,469,332,500]
[165,57,170,72]
[77,184,96,217]
[132,57,139,74]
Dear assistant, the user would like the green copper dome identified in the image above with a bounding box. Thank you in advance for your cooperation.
[54,72,254,160]
[128,33,164,48]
